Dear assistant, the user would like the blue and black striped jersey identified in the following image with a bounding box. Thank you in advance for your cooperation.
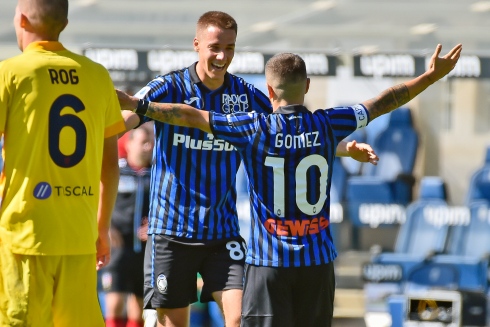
[210,104,369,267]
[135,62,272,241]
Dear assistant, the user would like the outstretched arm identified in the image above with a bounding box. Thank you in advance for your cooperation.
[116,89,212,133]
[362,44,462,121]
[336,140,379,165]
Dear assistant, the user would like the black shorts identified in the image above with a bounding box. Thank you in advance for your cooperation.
[143,234,246,309]
[100,245,145,297]
[241,262,335,327]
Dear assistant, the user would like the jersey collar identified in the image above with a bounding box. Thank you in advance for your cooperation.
[24,41,66,52]
[274,104,310,115]
[189,62,230,88]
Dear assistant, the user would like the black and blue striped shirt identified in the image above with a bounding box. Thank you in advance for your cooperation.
[136,63,271,241]
[210,104,369,267]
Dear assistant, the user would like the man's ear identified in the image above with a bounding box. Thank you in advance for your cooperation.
[193,37,199,52]
[305,77,310,95]
[267,84,275,101]
[19,12,29,28]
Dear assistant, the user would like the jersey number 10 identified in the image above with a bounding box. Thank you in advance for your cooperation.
[265,154,329,217]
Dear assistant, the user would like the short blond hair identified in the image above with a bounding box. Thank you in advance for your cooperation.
[265,53,307,98]
[196,11,237,35]
[19,0,68,36]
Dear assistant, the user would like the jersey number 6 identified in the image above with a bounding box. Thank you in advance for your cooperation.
[49,94,87,168]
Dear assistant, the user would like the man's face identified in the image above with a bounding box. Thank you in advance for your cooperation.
[194,25,236,90]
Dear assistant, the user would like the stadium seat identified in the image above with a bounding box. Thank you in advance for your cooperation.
[364,176,450,282]
[329,129,368,249]
[466,146,490,204]
[346,107,418,228]
[429,200,490,292]
[405,263,459,290]
[362,177,451,316]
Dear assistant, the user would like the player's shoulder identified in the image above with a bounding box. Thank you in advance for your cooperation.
[226,72,254,88]
[0,52,28,71]
[155,65,189,81]
[146,66,189,91]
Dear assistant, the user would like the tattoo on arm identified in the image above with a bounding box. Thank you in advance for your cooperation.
[143,102,210,132]
[146,102,184,124]
[365,83,410,119]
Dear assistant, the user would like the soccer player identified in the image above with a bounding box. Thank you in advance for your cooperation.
[0,0,126,326]
[122,11,271,327]
[117,43,462,326]
[121,11,378,327]
[101,125,154,327]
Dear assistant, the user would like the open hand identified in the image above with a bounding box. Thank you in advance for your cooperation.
[426,44,462,83]
[346,140,379,165]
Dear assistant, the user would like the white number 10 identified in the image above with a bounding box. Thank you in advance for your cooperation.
[264,154,329,217]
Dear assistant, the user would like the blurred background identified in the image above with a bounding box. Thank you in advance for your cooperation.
[2,1,490,326]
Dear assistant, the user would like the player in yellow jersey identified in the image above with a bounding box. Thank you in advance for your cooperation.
[0,0,126,326]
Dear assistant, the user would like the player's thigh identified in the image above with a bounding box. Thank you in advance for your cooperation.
[292,263,335,327]
[199,237,246,303]
[0,245,54,327]
[52,254,105,327]
[144,235,203,309]
[241,264,294,327]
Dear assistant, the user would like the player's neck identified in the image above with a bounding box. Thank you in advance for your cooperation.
[195,63,224,90]
[200,76,224,91]
[21,33,59,50]
[272,98,304,111]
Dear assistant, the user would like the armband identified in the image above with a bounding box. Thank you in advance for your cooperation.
[134,99,151,116]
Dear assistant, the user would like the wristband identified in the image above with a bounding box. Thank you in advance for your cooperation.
[134,99,150,116]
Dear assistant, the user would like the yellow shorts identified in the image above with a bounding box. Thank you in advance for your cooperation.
[0,243,104,327]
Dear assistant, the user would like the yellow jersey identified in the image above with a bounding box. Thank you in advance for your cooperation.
[0,41,125,255]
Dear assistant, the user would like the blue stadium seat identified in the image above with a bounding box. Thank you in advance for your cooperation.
[430,200,490,292]
[362,177,451,315]
[466,146,490,204]
[406,263,459,290]
[330,129,368,249]
[363,177,450,284]
[346,107,418,228]
[330,157,349,205]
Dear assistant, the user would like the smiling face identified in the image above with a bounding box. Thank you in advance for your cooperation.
[194,25,236,90]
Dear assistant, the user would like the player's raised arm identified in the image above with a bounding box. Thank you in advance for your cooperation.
[362,43,462,121]
[116,89,212,133]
